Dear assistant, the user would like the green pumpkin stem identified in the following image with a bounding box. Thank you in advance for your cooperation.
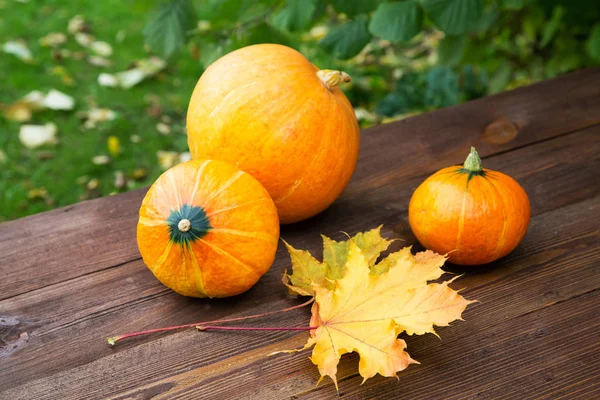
[463,147,483,172]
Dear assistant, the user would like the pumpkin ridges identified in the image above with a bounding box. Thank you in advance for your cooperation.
[483,175,509,261]
[408,148,530,265]
[272,88,334,206]
[454,191,469,265]
[490,172,530,259]
[200,169,245,209]
[138,159,279,298]
[210,228,279,243]
[187,44,359,223]
[205,198,269,219]
[414,168,460,250]
[188,159,210,204]
[167,169,183,210]
[186,243,208,297]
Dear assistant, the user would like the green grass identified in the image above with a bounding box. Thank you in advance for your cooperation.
[0,0,201,221]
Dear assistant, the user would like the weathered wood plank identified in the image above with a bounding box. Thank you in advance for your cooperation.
[0,188,146,300]
[1,124,598,393]
[1,190,597,399]
[1,68,599,300]
[302,290,600,400]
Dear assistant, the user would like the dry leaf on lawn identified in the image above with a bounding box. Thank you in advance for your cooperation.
[19,123,58,149]
[3,40,33,62]
[98,57,166,89]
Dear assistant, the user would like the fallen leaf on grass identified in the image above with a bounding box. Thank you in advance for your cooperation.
[39,32,67,47]
[107,136,120,156]
[156,150,179,170]
[80,107,116,129]
[0,150,7,164]
[4,101,34,122]
[130,134,141,143]
[68,15,86,34]
[92,155,110,165]
[27,187,49,200]
[75,32,94,47]
[43,89,75,110]
[87,55,112,67]
[131,168,148,180]
[156,122,171,135]
[98,73,118,87]
[98,57,166,89]
[276,240,474,390]
[90,41,112,57]
[87,178,100,190]
[3,89,75,121]
[50,66,75,86]
[114,170,126,189]
[19,123,58,148]
[3,40,33,62]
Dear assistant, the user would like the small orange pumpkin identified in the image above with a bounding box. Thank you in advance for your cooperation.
[137,159,280,298]
[186,44,360,224]
[408,147,530,265]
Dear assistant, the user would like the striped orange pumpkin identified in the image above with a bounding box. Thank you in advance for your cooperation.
[137,159,280,298]
[409,147,530,265]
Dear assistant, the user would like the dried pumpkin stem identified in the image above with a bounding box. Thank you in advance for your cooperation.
[106,297,314,346]
[463,146,483,172]
[317,69,351,90]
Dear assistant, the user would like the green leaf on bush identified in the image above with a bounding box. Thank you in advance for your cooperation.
[320,15,371,59]
[421,0,484,35]
[144,0,197,58]
[424,66,459,108]
[586,24,600,62]
[501,0,528,10]
[331,0,381,16]
[488,62,512,94]
[369,1,423,42]
[272,0,319,32]
[377,72,426,117]
[540,6,565,49]
[540,6,564,48]
[461,65,487,99]
[437,35,466,66]
[474,5,498,33]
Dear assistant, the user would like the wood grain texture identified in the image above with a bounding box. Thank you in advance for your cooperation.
[1,67,599,301]
[1,69,599,399]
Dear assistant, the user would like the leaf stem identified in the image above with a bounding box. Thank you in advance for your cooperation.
[107,297,314,346]
[197,325,318,332]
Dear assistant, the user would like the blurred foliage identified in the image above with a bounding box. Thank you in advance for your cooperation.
[145,0,600,124]
[1,0,598,221]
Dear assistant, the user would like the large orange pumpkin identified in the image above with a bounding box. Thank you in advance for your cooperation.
[408,147,530,265]
[186,44,360,224]
[137,159,280,298]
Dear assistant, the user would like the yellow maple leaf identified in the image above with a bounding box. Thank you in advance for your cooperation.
[277,240,474,390]
[283,225,394,296]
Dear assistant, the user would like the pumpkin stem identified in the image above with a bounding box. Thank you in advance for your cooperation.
[463,147,483,172]
[317,69,351,90]
[178,219,191,232]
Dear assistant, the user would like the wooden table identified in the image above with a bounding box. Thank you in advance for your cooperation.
[1,69,599,400]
